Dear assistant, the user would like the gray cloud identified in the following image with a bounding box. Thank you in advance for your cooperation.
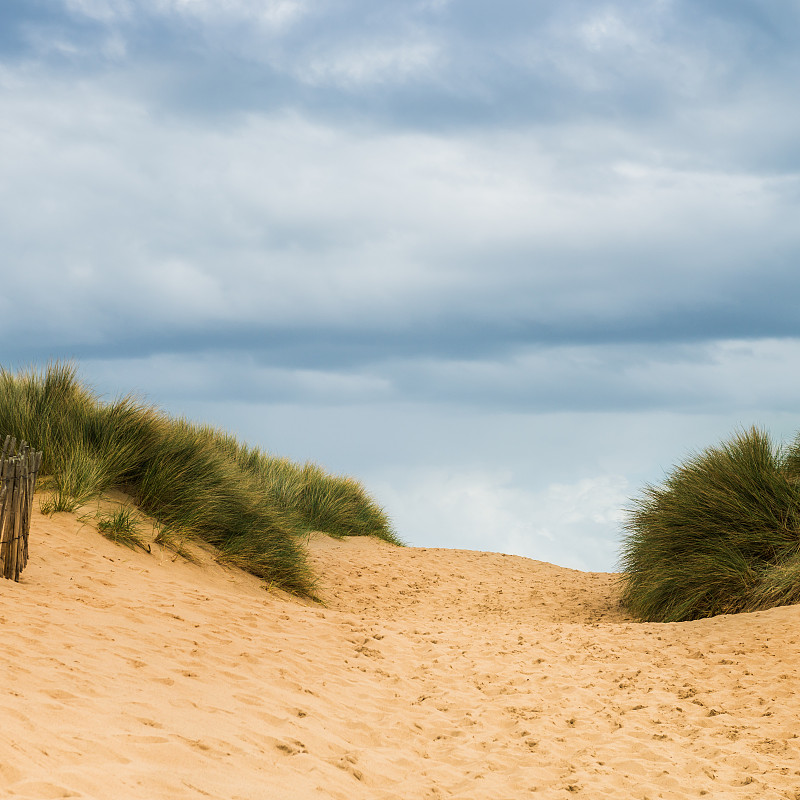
[4,1,800,154]
[61,338,800,420]
[3,0,800,567]
[2,70,799,316]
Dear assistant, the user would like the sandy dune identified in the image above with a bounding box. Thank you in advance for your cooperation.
[1,501,799,799]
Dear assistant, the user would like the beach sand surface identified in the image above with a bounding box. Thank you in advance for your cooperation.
[1,500,799,799]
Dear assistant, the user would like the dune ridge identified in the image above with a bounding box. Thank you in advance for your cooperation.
[1,503,799,799]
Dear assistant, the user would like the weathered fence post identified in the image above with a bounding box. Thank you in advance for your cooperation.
[0,438,43,581]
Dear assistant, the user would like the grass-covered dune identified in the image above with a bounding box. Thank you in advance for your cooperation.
[620,426,800,622]
[0,363,401,596]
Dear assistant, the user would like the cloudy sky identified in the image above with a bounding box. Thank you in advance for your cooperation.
[2,0,800,570]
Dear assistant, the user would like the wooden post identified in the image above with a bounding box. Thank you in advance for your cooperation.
[0,442,43,581]
[0,462,8,573]
[9,458,21,581]
[0,458,16,580]
[21,449,41,571]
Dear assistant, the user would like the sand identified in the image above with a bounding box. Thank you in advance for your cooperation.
[1,501,799,799]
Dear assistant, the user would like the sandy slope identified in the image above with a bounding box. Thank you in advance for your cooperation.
[1,502,799,799]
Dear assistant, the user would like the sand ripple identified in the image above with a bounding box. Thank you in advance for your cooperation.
[1,506,799,798]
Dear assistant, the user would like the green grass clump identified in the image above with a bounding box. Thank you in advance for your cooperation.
[235,449,403,545]
[620,427,800,622]
[0,362,401,596]
[94,506,149,551]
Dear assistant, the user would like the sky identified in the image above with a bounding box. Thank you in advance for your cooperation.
[2,0,800,571]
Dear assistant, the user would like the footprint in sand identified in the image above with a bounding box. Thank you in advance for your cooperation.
[8,781,80,798]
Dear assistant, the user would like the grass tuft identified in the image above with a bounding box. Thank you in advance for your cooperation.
[620,427,800,622]
[94,506,150,551]
[148,520,195,562]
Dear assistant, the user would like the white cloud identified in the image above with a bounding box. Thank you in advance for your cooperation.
[4,70,795,348]
[370,469,630,571]
[155,0,308,32]
[580,10,642,51]
[130,260,224,320]
[297,39,442,88]
[64,0,133,23]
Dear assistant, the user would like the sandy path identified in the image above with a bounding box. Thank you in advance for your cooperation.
[1,502,799,799]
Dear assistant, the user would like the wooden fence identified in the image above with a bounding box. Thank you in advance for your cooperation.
[0,436,43,581]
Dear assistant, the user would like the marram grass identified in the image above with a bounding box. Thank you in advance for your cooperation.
[0,363,401,596]
[620,427,800,622]
[93,506,149,552]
